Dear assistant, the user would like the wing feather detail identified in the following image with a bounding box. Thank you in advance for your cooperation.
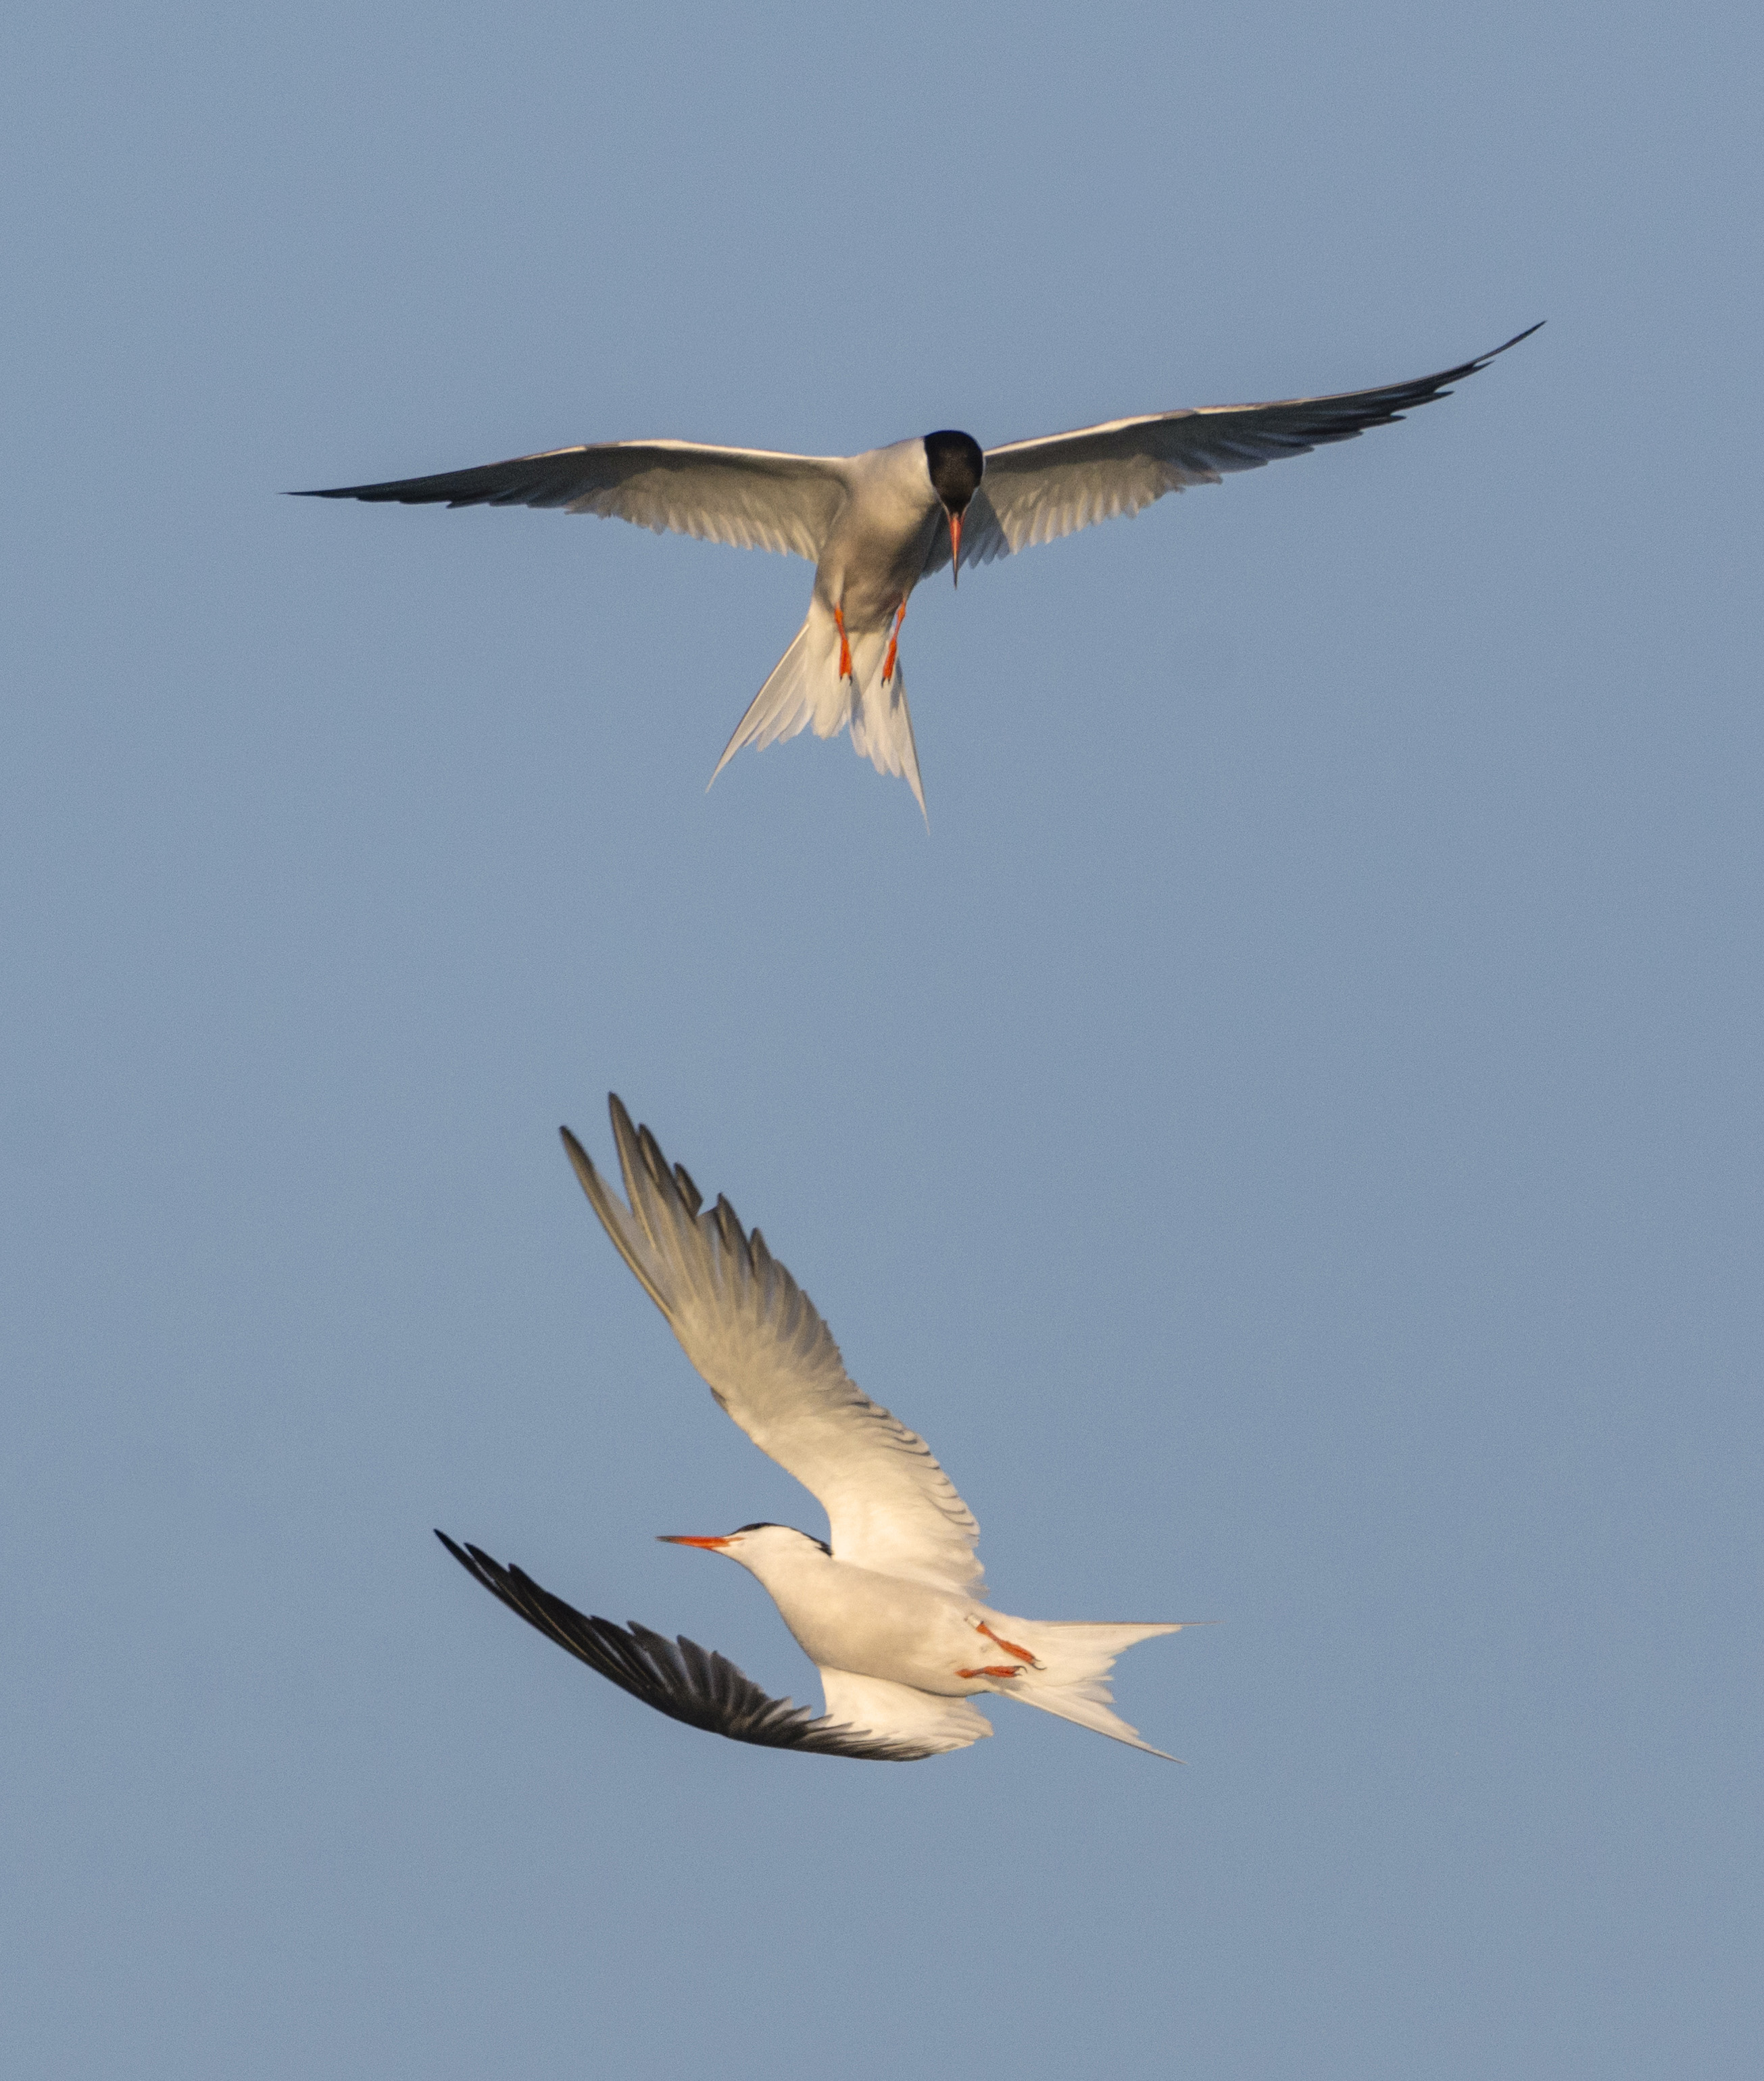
[944,324,1542,565]
[300,439,850,562]
[817,1669,994,1754]
[435,1534,937,1759]
[563,1098,983,1596]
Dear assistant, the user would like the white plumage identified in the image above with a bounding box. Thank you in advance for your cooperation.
[307,326,1540,817]
[438,1097,1194,1762]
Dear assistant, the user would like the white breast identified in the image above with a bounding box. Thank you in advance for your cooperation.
[745,1546,977,1694]
[814,440,942,628]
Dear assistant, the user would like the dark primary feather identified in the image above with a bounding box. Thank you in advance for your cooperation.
[921,323,1545,574]
[434,1532,933,1761]
[295,440,846,560]
[297,441,812,511]
[988,323,1544,476]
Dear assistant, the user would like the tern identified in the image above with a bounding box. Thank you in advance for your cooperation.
[306,324,1540,818]
[439,1096,1196,1761]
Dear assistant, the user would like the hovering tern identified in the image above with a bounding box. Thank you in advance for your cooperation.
[306,324,1541,818]
[439,1096,1195,1761]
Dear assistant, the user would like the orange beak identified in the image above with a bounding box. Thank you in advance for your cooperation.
[948,508,962,589]
[658,1534,731,1550]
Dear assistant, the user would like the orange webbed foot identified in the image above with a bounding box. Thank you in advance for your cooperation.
[977,1620,1044,1669]
[833,604,853,681]
[881,599,906,685]
[956,1664,1027,1680]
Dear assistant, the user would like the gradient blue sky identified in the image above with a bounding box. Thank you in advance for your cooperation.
[5,3,1760,2076]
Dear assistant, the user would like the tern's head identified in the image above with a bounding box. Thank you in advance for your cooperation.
[923,430,984,587]
[659,1523,832,1575]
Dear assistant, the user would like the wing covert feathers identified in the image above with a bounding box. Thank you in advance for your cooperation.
[970,324,1542,561]
[562,1098,983,1595]
[435,1534,939,1759]
[301,439,849,562]
[817,1669,994,1754]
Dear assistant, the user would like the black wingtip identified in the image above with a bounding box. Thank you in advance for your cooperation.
[433,1539,937,1760]
[1481,320,1546,363]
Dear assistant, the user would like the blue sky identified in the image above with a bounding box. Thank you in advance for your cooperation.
[3,3,1759,2075]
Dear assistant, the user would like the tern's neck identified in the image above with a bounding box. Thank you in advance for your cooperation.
[732,1539,837,1598]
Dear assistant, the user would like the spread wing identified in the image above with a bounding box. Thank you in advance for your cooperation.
[817,1670,993,1755]
[299,439,851,561]
[563,1097,983,1597]
[921,324,1542,574]
[436,1534,940,1759]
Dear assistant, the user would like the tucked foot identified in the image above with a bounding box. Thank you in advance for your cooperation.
[957,1664,1026,1679]
[833,604,852,681]
[976,1619,1044,1669]
[881,599,906,685]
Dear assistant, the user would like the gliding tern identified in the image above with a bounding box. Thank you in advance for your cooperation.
[439,1097,1196,1761]
[307,325,1540,819]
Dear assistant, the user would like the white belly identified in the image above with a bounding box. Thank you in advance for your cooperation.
[764,1561,985,1696]
[814,441,942,630]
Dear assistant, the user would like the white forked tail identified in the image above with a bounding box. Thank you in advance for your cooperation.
[978,1617,1185,1759]
[709,600,928,821]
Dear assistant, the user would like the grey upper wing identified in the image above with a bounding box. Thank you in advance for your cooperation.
[562,1098,983,1598]
[299,439,850,561]
[922,324,1542,572]
[435,1533,935,1759]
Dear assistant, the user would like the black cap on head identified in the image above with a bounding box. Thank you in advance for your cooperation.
[734,1521,832,1554]
[923,430,983,513]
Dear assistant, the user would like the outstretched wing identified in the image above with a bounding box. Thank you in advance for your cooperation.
[818,1669,994,1755]
[436,1533,953,1760]
[299,439,850,561]
[921,324,1542,575]
[563,1097,983,1597]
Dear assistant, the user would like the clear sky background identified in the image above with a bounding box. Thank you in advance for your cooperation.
[4,3,1759,2076]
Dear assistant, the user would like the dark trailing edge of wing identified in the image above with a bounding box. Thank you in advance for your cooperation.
[434,1532,931,1761]
[926,323,1547,573]
[1225,320,1548,447]
[296,454,602,508]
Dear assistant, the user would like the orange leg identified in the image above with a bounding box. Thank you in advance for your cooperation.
[977,1619,1043,1669]
[833,604,852,681]
[881,599,906,684]
[956,1664,1026,1680]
